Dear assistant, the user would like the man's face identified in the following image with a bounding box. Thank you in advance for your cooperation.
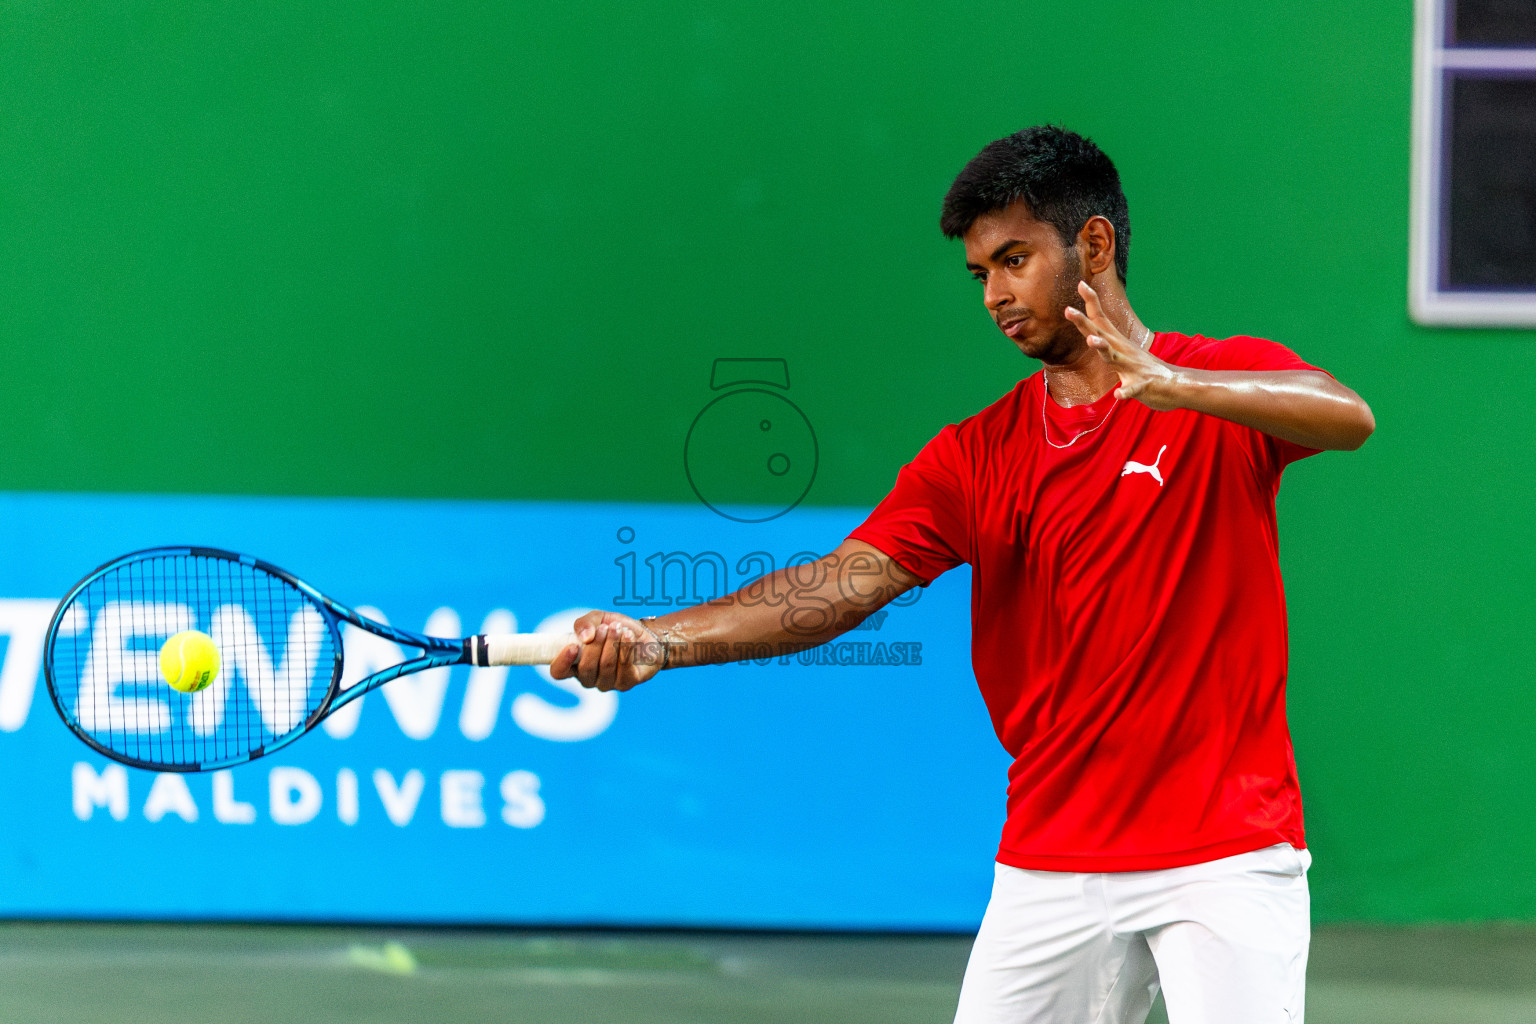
[962,201,1084,363]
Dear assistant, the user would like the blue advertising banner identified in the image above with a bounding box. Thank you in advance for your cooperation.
[0,493,1006,929]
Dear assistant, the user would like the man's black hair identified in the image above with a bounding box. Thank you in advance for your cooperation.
[940,126,1130,284]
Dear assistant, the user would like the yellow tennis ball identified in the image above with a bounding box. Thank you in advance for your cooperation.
[160,630,221,693]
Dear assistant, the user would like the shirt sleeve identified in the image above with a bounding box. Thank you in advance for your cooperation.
[1186,334,1328,471]
[846,423,971,586]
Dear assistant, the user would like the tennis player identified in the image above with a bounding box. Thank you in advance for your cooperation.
[552,125,1374,1023]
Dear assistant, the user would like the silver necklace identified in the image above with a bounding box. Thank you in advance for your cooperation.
[1040,324,1153,449]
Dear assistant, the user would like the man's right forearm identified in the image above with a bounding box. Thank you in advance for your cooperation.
[639,539,921,670]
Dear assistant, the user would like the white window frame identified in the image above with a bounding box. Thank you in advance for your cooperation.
[1410,0,1536,327]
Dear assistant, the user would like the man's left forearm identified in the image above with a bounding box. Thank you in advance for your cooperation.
[1155,369,1375,451]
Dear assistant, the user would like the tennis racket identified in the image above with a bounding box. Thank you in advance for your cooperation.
[43,546,580,772]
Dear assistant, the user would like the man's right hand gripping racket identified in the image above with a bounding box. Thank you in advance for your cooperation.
[43,547,579,772]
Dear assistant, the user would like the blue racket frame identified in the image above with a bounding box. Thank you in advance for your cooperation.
[44,546,475,772]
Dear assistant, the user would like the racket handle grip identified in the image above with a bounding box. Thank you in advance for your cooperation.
[466,632,579,666]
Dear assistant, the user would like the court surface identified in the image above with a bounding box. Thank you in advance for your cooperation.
[0,921,1528,1023]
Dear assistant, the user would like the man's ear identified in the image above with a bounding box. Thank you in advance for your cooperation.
[1077,216,1118,278]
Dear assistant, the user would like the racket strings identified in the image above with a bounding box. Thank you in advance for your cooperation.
[51,551,339,770]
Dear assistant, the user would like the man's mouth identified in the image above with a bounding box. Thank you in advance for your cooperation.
[997,315,1029,338]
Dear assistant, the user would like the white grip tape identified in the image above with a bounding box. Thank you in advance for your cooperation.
[482,632,578,666]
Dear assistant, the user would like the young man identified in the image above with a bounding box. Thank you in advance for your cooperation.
[551,126,1374,1022]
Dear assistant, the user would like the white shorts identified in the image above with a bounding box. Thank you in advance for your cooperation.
[953,843,1311,1024]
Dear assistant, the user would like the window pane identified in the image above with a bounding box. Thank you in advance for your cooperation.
[1452,0,1536,46]
[1446,74,1536,289]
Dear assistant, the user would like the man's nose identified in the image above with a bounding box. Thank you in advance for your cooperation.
[983,275,1011,312]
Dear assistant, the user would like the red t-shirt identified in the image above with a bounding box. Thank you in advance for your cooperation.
[849,331,1322,872]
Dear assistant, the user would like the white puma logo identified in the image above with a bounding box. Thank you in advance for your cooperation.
[1121,445,1167,487]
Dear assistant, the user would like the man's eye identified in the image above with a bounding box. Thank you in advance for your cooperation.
[971,271,987,282]
[1006,254,1025,267]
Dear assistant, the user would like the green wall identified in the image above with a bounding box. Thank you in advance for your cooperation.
[0,1,1524,922]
